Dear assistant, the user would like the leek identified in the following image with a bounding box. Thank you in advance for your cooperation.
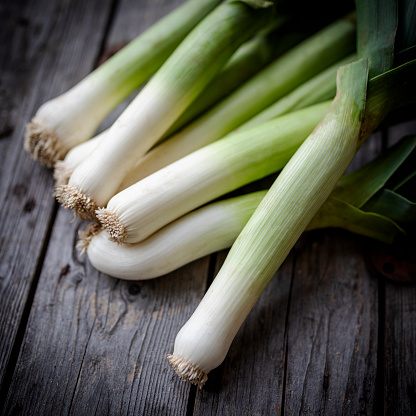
[23,0,222,168]
[80,191,267,280]
[56,0,274,220]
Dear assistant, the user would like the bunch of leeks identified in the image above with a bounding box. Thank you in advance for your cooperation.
[168,0,416,387]
[23,0,416,390]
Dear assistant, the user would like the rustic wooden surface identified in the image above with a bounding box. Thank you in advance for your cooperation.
[1,0,416,415]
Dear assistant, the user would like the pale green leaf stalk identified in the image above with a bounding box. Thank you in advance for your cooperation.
[168,59,369,388]
[56,0,274,220]
[96,101,330,244]
[239,54,356,130]
[24,0,223,167]
[164,16,290,137]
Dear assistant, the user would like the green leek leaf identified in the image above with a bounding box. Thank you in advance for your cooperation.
[332,134,416,207]
[307,196,404,243]
[356,0,397,77]
[363,189,416,228]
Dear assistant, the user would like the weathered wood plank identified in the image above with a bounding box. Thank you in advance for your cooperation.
[283,230,379,415]
[384,281,416,416]
[0,0,113,393]
[3,208,208,415]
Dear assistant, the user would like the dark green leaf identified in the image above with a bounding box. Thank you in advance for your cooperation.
[332,134,416,207]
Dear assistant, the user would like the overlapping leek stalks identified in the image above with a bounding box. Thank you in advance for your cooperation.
[79,134,415,280]
[55,0,275,220]
[24,0,223,167]
[51,19,300,188]
[54,53,355,191]
[96,101,330,243]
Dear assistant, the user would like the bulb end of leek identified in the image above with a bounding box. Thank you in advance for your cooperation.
[24,119,68,168]
[96,208,127,243]
[167,353,208,389]
[53,161,73,188]
[76,221,103,254]
[55,184,98,221]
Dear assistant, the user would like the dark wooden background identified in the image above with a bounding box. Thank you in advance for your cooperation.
[1,0,415,415]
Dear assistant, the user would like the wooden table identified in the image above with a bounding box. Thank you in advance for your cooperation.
[1,0,415,414]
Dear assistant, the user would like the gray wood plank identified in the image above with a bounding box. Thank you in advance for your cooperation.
[384,281,416,416]
[283,230,379,415]
[3,208,208,415]
[0,0,113,392]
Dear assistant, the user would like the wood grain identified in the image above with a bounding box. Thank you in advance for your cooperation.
[283,231,379,415]
[3,209,208,415]
[0,0,113,392]
[384,280,416,416]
